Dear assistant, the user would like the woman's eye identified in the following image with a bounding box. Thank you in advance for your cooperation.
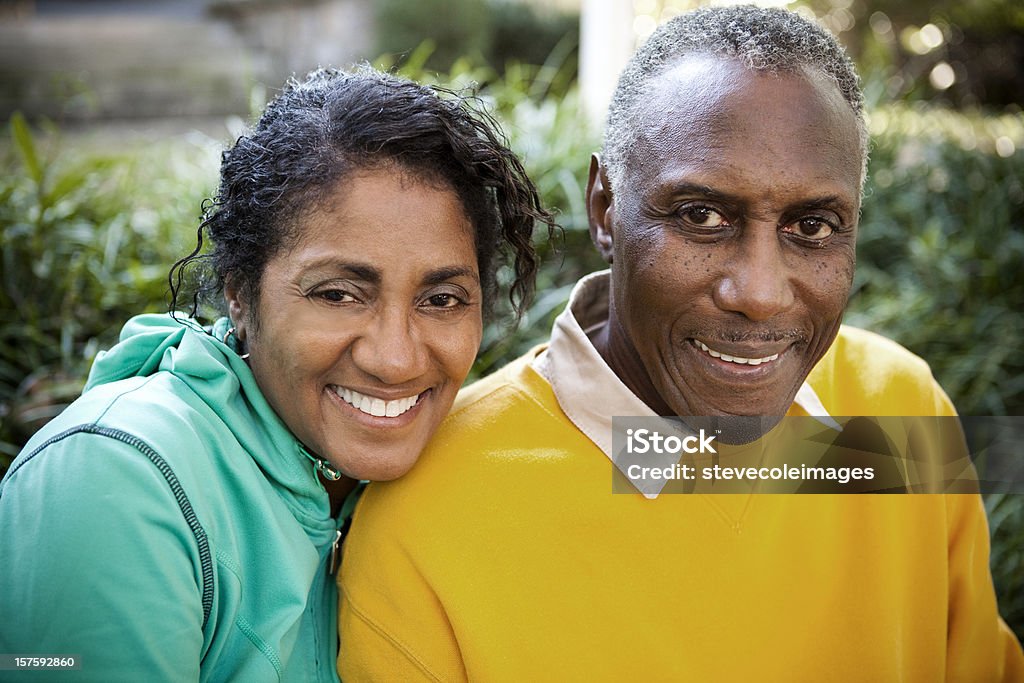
[788,217,836,240]
[316,289,356,304]
[678,205,728,228]
[424,293,462,309]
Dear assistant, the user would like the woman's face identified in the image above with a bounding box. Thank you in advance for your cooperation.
[228,168,483,481]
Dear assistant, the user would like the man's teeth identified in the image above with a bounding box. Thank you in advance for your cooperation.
[334,387,420,417]
[695,340,779,366]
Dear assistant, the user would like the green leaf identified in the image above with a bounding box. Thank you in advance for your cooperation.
[10,112,43,187]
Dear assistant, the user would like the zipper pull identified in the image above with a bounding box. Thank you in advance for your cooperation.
[315,457,343,481]
[329,528,343,575]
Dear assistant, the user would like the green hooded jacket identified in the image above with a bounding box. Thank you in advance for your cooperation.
[0,315,347,682]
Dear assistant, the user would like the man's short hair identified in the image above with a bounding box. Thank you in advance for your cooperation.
[602,5,868,193]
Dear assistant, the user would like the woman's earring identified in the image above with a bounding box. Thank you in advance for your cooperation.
[222,327,251,360]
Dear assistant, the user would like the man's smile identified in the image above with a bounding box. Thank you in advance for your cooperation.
[693,338,781,366]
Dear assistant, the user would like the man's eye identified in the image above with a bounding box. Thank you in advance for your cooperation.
[789,217,835,240]
[679,205,728,228]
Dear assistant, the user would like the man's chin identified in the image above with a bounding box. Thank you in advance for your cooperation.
[679,415,784,445]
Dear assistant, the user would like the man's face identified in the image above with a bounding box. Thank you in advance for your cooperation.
[589,55,863,421]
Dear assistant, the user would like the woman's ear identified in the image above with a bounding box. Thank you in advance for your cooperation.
[223,277,250,342]
[586,154,615,264]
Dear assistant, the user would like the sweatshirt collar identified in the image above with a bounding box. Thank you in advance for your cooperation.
[88,314,337,529]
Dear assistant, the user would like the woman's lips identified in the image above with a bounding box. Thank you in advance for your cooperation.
[330,385,426,418]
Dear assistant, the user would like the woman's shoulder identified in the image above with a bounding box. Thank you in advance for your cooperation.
[0,381,212,680]
[4,366,244,510]
[24,369,216,451]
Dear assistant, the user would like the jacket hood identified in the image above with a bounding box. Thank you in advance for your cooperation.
[85,314,333,525]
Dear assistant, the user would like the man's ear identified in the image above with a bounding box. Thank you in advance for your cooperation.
[223,276,250,342]
[586,153,615,264]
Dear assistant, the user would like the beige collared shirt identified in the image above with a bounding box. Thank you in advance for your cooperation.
[533,270,837,497]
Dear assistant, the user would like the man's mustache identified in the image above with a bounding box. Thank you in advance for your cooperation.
[691,328,809,344]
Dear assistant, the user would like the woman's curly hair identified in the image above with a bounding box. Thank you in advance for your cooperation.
[170,65,555,323]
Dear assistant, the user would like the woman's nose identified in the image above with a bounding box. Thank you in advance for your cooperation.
[350,307,430,385]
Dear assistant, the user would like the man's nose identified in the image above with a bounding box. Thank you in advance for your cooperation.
[351,307,430,385]
[712,228,795,321]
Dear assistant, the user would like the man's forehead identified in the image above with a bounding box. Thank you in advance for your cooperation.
[640,54,847,125]
[622,54,863,193]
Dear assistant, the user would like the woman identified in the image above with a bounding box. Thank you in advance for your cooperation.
[0,66,553,680]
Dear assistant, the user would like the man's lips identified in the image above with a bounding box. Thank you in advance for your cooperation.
[692,338,784,366]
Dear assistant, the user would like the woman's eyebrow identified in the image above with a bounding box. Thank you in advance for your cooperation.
[339,263,380,282]
[298,260,477,286]
[298,258,381,283]
[423,266,479,286]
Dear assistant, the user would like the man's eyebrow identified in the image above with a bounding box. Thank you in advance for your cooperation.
[660,183,856,215]
[422,266,479,286]
[661,182,734,201]
[788,195,856,215]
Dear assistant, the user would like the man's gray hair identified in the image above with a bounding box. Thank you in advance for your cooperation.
[602,5,867,192]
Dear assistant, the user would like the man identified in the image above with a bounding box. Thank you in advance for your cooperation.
[338,6,1023,680]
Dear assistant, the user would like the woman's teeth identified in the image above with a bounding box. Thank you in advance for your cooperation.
[333,386,420,417]
[695,339,779,366]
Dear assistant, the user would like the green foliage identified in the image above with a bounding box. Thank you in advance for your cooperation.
[374,0,493,72]
[847,106,1024,417]
[987,493,1024,635]
[374,0,578,77]
[812,0,1024,109]
[0,115,216,464]
[486,1,580,72]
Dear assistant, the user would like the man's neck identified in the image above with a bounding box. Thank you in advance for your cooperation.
[587,314,674,417]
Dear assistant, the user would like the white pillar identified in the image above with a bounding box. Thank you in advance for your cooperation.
[579,0,635,131]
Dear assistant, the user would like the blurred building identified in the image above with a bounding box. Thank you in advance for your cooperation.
[0,0,375,122]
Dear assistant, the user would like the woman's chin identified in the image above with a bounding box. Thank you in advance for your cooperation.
[333,447,422,483]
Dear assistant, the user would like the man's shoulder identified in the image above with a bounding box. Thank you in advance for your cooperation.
[825,325,934,383]
[360,346,598,501]
[811,325,954,415]
[441,345,563,438]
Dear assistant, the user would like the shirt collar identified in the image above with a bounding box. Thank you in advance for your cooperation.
[533,270,837,496]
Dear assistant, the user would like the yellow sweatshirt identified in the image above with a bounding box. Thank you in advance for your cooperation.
[339,327,1023,681]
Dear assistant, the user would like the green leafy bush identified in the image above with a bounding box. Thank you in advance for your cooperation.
[374,0,578,76]
[486,1,580,72]
[374,0,491,72]
[848,106,1024,417]
[0,114,216,461]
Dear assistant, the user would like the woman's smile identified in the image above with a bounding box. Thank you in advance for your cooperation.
[330,385,426,419]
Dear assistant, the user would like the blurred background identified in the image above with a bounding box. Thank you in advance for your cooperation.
[1,0,1022,637]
